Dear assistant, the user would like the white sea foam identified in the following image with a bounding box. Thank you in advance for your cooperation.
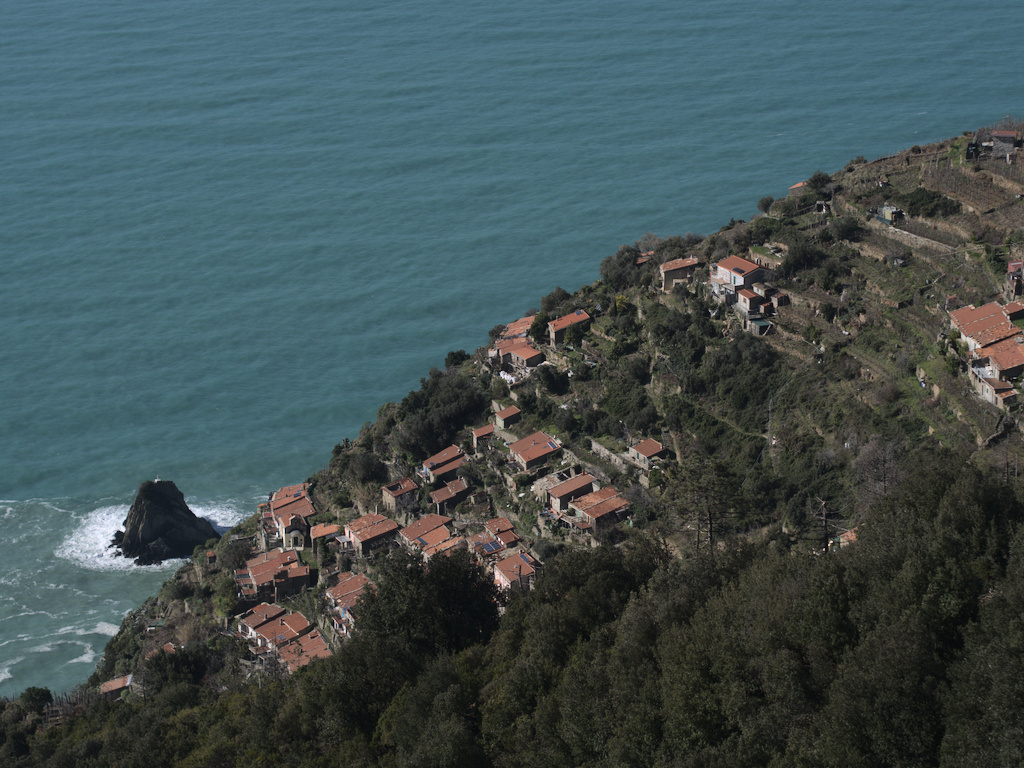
[54,499,250,571]
[0,658,24,684]
[188,501,251,532]
[64,642,98,666]
[53,504,153,571]
[91,622,120,637]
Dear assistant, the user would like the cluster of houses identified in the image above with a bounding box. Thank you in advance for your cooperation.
[949,296,1024,409]
[487,309,592,382]
[657,251,788,334]
[101,247,794,697]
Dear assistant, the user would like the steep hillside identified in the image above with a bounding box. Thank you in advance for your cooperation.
[5,120,1024,767]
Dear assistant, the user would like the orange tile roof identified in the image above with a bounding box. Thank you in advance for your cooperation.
[496,529,520,545]
[473,424,495,438]
[969,319,1018,349]
[571,486,620,511]
[484,517,515,535]
[278,629,332,671]
[491,337,525,354]
[1004,301,1024,317]
[345,513,388,535]
[100,675,132,695]
[240,602,286,632]
[549,310,591,333]
[423,536,468,558]
[579,495,629,521]
[983,336,1024,374]
[428,455,467,478]
[415,525,454,550]
[501,316,535,339]
[950,302,1005,332]
[547,474,596,499]
[631,439,664,458]
[400,514,452,542]
[429,478,468,505]
[310,523,340,540]
[383,477,418,498]
[326,572,372,604]
[495,552,537,583]
[347,515,399,543]
[508,343,544,363]
[254,611,311,647]
[660,256,698,273]
[496,405,521,420]
[509,431,558,458]
[713,255,761,277]
[422,445,464,471]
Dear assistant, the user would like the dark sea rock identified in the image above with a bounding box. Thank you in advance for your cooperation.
[114,480,219,565]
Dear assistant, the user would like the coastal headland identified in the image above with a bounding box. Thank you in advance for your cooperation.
[5,121,1024,766]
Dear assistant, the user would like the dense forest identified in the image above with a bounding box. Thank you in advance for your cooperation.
[5,122,1024,766]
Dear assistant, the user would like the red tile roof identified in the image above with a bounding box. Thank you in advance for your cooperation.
[970,320,1018,349]
[418,525,455,551]
[254,611,312,648]
[496,405,521,420]
[579,495,629,522]
[473,424,495,438]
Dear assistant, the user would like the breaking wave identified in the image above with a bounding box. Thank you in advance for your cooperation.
[54,499,250,571]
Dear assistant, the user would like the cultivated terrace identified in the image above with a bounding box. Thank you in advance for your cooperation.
[7,120,1024,767]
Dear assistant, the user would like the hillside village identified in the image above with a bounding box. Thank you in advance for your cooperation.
[22,122,1024,768]
[86,121,1024,699]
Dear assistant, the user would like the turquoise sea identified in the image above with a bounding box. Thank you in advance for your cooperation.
[2,0,1022,696]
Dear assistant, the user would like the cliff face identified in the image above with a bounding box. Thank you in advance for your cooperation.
[115,480,219,565]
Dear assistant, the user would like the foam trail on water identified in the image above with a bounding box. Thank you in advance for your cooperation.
[0,658,24,684]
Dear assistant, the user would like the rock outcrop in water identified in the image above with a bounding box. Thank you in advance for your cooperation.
[113,480,219,565]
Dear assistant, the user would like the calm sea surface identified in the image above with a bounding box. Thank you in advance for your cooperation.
[2,0,1022,696]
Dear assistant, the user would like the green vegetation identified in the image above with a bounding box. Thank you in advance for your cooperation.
[6,120,1024,766]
